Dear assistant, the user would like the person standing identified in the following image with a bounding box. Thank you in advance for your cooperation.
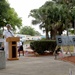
[3,24,14,59]
[17,41,24,57]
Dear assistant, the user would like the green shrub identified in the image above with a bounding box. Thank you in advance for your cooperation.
[30,40,57,55]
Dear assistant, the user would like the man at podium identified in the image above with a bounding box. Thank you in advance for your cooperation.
[3,24,14,59]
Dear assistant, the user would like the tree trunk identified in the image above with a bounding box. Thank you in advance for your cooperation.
[50,29,53,40]
[45,29,49,40]
[51,29,57,40]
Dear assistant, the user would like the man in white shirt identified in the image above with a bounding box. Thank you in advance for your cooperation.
[3,24,14,59]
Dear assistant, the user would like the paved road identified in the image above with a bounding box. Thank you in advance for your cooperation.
[0,56,75,75]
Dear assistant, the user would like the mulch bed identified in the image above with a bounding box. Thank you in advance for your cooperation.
[60,56,75,64]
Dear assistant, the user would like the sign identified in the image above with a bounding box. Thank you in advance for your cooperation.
[56,36,75,46]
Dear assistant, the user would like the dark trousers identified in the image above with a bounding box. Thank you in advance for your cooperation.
[18,45,24,57]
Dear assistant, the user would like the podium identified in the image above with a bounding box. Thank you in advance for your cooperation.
[6,37,20,60]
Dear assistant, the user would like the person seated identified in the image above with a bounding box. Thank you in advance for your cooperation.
[53,46,62,59]
[0,42,4,51]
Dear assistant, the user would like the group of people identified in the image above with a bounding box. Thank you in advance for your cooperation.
[2,24,64,60]
[3,24,24,59]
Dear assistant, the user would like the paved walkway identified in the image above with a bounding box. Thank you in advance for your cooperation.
[0,55,75,75]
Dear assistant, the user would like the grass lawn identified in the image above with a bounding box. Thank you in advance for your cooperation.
[61,46,74,52]
[24,40,34,44]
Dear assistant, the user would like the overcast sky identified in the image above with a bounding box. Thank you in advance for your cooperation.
[8,0,50,35]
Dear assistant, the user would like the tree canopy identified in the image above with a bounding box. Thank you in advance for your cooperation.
[19,26,41,36]
[0,0,22,29]
[29,0,75,39]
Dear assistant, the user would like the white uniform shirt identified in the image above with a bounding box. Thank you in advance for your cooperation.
[3,30,14,40]
[17,41,22,47]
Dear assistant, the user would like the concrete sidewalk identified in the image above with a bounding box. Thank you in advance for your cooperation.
[0,56,75,75]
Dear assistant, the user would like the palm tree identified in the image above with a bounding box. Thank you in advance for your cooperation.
[29,0,74,40]
[71,7,75,34]
[29,6,50,39]
[29,1,60,39]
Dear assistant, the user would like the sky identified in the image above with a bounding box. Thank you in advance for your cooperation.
[8,0,50,35]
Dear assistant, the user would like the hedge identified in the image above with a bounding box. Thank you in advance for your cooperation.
[30,40,57,55]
